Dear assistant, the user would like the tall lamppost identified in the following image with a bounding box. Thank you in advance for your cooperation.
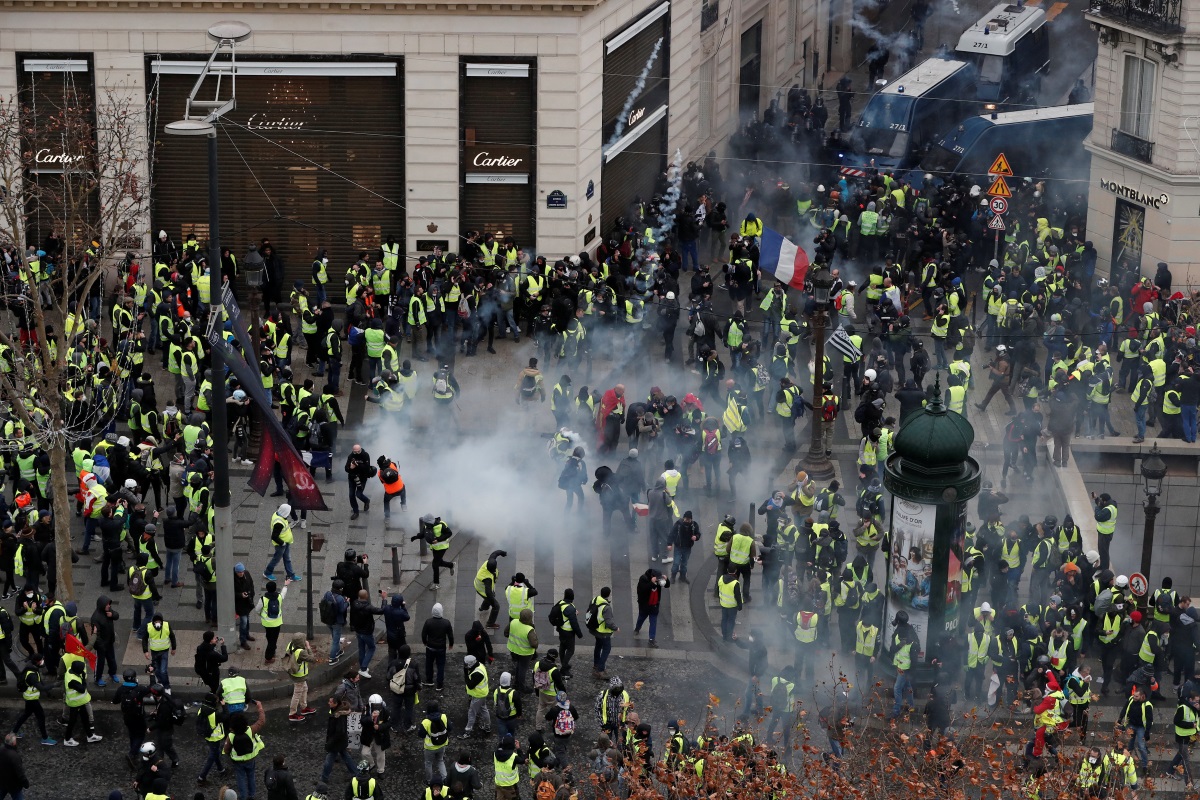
[1140,442,1167,580]
[802,263,836,480]
[242,245,265,356]
[164,20,252,637]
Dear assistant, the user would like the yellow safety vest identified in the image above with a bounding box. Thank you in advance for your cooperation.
[147,621,172,652]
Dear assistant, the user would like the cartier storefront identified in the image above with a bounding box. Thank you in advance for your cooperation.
[460,58,537,248]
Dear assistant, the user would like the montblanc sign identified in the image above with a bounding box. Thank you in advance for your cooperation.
[1099,178,1169,209]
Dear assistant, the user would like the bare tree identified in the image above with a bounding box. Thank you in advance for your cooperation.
[0,80,151,599]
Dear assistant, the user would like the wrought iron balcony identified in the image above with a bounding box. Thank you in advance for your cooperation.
[1111,128,1154,163]
[701,0,719,32]
[1089,0,1182,36]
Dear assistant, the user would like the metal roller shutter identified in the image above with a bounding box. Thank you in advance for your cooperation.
[460,63,536,248]
[601,118,666,236]
[149,62,404,288]
[602,21,669,125]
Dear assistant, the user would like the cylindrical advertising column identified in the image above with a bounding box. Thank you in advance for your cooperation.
[882,382,980,662]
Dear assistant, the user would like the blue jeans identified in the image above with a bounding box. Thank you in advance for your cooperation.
[132,598,155,638]
[321,749,358,783]
[328,362,342,391]
[150,651,170,688]
[1136,405,1148,439]
[265,543,294,577]
[671,547,693,580]
[238,615,251,646]
[200,740,224,779]
[681,239,699,271]
[94,641,118,680]
[349,481,369,512]
[496,716,518,743]
[634,610,658,640]
[720,607,737,641]
[164,548,182,585]
[357,631,376,671]
[329,624,343,659]
[892,671,914,718]
[1130,725,1149,773]
[1183,405,1198,442]
[233,760,257,799]
[594,635,612,671]
[82,518,99,552]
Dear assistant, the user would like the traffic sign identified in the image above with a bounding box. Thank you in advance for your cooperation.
[1130,572,1149,597]
[988,152,1013,176]
[987,175,1012,198]
[990,197,1008,215]
[987,216,1006,231]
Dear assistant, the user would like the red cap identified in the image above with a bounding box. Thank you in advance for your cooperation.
[1130,610,1143,623]
[1187,326,1196,337]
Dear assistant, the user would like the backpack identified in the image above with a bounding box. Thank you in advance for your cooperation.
[533,666,551,691]
[495,689,513,719]
[390,660,414,695]
[703,430,720,455]
[381,467,399,484]
[584,600,601,634]
[822,397,838,422]
[853,402,867,424]
[263,768,279,796]
[308,419,325,448]
[520,373,538,398]
[537,778,558,800]
[284,414,301,436]
[548,601,565,629]
[426,717,448,746]
[434,371,449,394]
[127,568,146,597]
[553,707,576,736]
[693,318,706,338]
[319,591,338,626]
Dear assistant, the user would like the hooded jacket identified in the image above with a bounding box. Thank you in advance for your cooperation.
[421,604,455,650]
[504,609,538,651]
[349,596,384,635]
[90,595,120,647]
[382,594,410,643]
[464,620,494,662]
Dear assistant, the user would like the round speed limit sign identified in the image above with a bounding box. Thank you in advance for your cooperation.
[990,197,1008,215]
[1129,572,1149,597]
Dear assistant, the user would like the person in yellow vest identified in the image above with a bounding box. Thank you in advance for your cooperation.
[283,635,317,723]
[255,579,289,665]
[504,608,538,694]
[141,612,177,690]
[62,659,102,746]
[493,733,528,800]
[855,612,881,687]
[889,610,918,719]
[717,564,744,642]
[224,699,268,797]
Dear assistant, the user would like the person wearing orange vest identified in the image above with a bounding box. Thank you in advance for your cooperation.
[377,455,407,518]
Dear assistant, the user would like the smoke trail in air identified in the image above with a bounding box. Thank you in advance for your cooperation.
[637,149,684,264]
[604,37,664,153]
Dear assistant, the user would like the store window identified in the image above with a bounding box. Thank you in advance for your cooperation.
[1120,55,1155,140]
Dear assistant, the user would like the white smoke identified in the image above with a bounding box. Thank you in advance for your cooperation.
[604,37,664,154]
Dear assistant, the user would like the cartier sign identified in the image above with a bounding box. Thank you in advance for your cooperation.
[246,114,306,131]
[35,149,85,165]
[628,106,646,127]
[464,145,531,174]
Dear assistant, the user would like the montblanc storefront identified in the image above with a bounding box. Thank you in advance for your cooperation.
[460,59,537,248]
[148,57,405,286]
[601,2,671,238]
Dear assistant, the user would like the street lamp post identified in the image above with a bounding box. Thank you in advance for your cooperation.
[1140,442,1167,580]
[241,246,266,460]
[802,263,836,480]
[164,20,252,638]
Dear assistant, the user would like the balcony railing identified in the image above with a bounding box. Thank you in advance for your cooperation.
[1111,128,1155,163]
[1089,0,1182,35]
[701,0,719,32]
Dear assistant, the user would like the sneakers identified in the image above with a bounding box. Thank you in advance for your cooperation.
[40,738,55,746]
[330,653,343,666]
[300,706,318,715]
[289,574,302,582]
[96,677,106,687]
[86,734,103,743]
[300,519,308,529]
[263,572,277,582]
[660,556,672,564]
[63,738,79,747]
[648,640,660,648]
[288,713,305,722]
[351,512,360,521]
[359,669,372,679]
[430,584,440,590]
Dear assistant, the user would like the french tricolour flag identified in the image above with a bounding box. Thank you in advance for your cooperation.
[758,227,810,290]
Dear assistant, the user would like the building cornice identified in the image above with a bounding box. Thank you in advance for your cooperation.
[1085,139,1200,186]
[1,0,598,13]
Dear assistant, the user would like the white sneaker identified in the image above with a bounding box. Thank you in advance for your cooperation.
[661,556,673,564]
[359,669,372,679]
[430,584,440,590]
[86,734,103,743]
[63,738,79,747]
[301,519,308,529]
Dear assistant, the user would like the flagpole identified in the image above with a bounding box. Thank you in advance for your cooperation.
[802,262,837,481]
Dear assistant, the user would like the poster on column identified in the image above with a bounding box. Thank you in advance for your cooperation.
[944,502,968,633]
[886,498,936,659]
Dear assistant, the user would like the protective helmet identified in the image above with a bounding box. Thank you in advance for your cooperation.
[369,694,384,706]
[332,579,345,593]
[149,683,164,697]
[864,369,877,381]
[723,514,735,526]
[1116,575,1129,588]
[894,610,909,625]
[1036,655,1051,668]
[420,513,436,525]
[123,668,137,683]
[1043,515,1058,530]
[345,548,357,562]
[358,760,372,774]
[281,366,293,381]
[140,742,157,758]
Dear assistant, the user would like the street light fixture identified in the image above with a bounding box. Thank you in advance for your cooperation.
[164,20,252,640]
[802,263,836,480]
[1139,442,1167,579]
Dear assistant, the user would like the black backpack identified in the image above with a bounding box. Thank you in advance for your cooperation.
[381,467,399,484]
[319,591,338,626]
[549,601,565,628]
[584,599,602,634]
[520,373,538,397]
[308,420,326,448]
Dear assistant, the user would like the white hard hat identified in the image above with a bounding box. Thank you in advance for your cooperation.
[158,230,167,239]
[369,694,384,705]
[1116,574,1129,588]
[864,369,877,381]
[979,602,993,614]
[666,291,675,300]
[817,185,826,192]
[124,479,138,489]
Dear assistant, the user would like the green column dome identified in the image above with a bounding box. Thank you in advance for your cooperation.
[884,376,981,503]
